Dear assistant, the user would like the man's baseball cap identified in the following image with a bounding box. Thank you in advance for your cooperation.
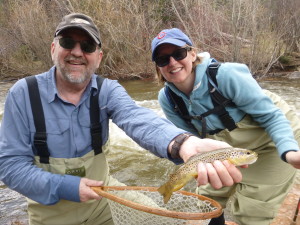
[55,13,101,47]
[151,28,193,61]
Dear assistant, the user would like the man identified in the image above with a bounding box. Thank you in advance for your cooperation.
[0,13,244,225]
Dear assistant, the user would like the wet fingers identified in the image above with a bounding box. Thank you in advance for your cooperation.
[196,160,241,189]
[197,162,208,186]
[206,162,224,189]
[223,160,243,183]
[213,160,235,186]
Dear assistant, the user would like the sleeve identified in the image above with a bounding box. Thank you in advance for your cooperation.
[104,80,186,163]
[217,63,299,156]
[0,82,81,205]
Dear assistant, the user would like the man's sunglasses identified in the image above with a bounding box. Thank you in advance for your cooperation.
[154,47,192,67]
[58,37,97,53]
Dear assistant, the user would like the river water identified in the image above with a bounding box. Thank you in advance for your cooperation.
[0,77,300,224]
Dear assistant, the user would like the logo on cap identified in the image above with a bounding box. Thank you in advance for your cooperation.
[157,32,166,39]
[70,18,91,25]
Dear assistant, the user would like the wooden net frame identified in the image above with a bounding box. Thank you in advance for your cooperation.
[92,186,222,221]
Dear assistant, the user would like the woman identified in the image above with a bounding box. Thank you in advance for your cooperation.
[151,28,300,225]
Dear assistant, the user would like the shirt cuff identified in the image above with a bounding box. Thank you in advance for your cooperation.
[58,175,81,202]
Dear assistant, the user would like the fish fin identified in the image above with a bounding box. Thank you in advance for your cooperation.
[158,182,173,204]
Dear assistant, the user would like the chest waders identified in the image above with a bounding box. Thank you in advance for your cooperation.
[25,76,115,225]
[165,66,300,224]
[202,90,300,225]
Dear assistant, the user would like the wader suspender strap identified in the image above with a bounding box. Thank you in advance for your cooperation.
[165,87,199,134]
[165,62,237,138]
[206,63,237,132]
[90,76,104,155]
[26,76,50,164]
[26,75,105,163]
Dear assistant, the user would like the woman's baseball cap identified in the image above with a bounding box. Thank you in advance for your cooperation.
[151,28,193,61]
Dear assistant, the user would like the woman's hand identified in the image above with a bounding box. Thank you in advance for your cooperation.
[179,137,244,189]
[286,151,300,169]
[196,160,243,189]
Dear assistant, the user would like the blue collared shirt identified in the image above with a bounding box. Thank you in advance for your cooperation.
[0,66,185,205]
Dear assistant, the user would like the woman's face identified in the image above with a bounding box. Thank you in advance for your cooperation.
[155,44,196,86]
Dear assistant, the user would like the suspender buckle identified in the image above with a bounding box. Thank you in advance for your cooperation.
[191,115,202,120]
[208,62,221,69]
[33,132,48,150]
[33,132,50,164]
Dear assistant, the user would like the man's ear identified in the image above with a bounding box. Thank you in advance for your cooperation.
[50,42,56,61]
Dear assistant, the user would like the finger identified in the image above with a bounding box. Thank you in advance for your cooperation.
[80,186,102,202]
[206,163,223,189]
[83,178,104,187]
[89,189,103,200]
[197,162,208,186]
[223,160,243,183]
[84,179,104,199]
[79,179,103,202]
[213,160,234,186]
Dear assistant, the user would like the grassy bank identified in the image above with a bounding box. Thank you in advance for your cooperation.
[0,0,299,81]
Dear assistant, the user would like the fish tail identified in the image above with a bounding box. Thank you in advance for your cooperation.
[158,182,174,204]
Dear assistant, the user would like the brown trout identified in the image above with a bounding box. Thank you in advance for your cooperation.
[158,147,258,204]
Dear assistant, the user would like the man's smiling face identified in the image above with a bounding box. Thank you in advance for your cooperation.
[51,28,103,84]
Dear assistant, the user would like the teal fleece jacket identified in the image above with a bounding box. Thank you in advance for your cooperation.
[158,52,299,158]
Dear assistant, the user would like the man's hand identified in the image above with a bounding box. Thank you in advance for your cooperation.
[285,151,300,169]
[79,178,104,202]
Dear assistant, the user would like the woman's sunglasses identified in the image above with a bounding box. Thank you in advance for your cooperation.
[58,37,97,53]
[154,47,192,67]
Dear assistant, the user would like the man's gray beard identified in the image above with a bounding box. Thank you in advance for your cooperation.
[55,60,93,84]
[62,70,90,84]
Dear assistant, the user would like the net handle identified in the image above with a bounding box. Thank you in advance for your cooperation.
[91,186,222,220]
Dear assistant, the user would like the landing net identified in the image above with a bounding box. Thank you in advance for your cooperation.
[92,186,222,225]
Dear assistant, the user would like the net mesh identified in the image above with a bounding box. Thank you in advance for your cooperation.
[92,186,222,225]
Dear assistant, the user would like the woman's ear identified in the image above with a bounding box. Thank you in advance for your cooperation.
[191,49,197,62]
